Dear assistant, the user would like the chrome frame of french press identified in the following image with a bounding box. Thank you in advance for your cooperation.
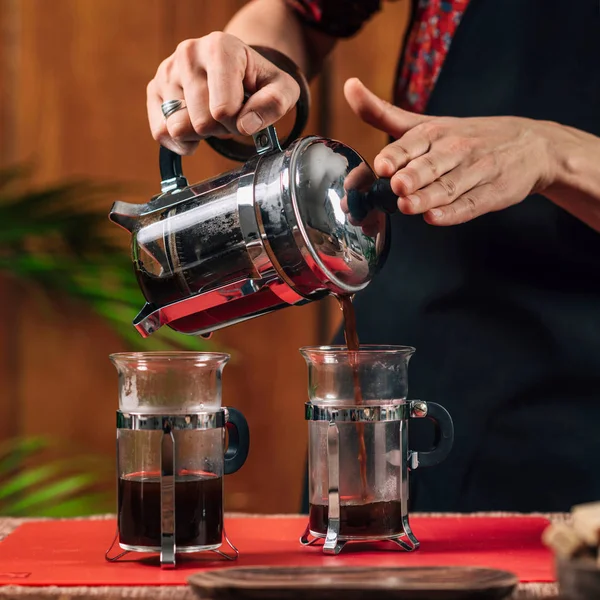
[105,409,239,569]
[114,125,315,341]
[300,401,431,555]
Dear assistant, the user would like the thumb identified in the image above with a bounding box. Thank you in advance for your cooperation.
[343,77,429,138]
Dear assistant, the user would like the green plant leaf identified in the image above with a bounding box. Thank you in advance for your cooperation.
[0,464,64,501]
[4,473,98,515]
[0,164,224,353]
[30,493,112,518]
[0,436,50,476]
[0,436,114,517]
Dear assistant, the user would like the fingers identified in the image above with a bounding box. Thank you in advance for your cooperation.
[175,34,244,136]
[202,32,246,133]
[393,150,460,199]
[344,77,429,139]
[397,160,484,215]
[375,132,431,180]
[425,187,490,226]
[375,120,452,181]
[424,183,496,226]
[147,78,196,154]
[147,33,302,155]
[181,76,231,139]
[237,53,300,134]
[390,136,465,201]
[147,79,168,144]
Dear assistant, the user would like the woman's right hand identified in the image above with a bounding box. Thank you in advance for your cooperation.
[147,32,301,155]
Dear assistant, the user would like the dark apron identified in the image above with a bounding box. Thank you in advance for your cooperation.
[302,0,600,513]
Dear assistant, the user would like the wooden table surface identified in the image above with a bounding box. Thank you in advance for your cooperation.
[0,513,565,599]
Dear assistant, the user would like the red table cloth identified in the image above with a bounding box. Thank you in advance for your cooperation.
[0,515,554,586]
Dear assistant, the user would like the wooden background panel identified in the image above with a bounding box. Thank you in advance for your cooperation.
[0,0,20,441]
[9,0,166,494]
[13,0,165,190]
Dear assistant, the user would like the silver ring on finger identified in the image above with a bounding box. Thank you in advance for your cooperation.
[161,99,186,119]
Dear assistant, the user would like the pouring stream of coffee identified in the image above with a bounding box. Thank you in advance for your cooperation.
[337,294,369,501]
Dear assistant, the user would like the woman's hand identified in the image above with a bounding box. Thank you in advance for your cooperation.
[344,78,557,226]
[147,32,300,155]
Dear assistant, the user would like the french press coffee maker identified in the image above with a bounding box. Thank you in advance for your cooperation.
[300,345,454,555]
[108,50,397,339]
[105,352,249,568]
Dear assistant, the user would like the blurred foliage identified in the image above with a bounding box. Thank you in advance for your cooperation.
[0,165,221,517]
[0,164,212,351]
[0,436,113,517]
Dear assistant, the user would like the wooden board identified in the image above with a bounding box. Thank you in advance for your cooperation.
[188,566,519,600]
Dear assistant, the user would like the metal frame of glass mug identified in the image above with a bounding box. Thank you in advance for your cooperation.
[105,410,238,569]
[300,400,433,555]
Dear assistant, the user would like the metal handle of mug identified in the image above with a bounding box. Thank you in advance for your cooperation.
[160,420,176,568]
[408,400,455,470]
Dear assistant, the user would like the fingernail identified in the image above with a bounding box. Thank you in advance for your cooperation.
[393,173,412,193]
[398,197,413,213]
[239,111,263,135]
[429,209,443,219]
[375,156,394,175]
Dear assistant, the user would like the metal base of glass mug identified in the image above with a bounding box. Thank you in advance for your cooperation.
[299,514,420,555]
[105,527,239,567]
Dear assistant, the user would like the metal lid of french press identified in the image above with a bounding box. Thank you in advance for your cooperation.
[281,135,393,295]
[148,46,394,298]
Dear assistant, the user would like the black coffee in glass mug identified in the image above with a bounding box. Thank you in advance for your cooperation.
[108,352,249,566]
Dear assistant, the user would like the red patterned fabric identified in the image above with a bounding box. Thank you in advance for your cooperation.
[286,0,471,113]
[396,0,471,113]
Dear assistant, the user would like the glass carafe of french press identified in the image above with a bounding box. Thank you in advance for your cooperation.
[299,345,454,555]
[105,352,249,568]
[108,50,397,341]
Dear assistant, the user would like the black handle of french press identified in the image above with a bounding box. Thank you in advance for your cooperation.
[205,46,310,162]
[224,407,250,475]
[347,177,398,221]
[369,178,398,213]
[159,145,184,183]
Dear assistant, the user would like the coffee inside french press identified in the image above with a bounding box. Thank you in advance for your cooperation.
[118,466,223,549]
[337,296,368,498]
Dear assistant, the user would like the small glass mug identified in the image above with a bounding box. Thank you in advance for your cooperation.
[106,352,249,568]
[300,345,454,554]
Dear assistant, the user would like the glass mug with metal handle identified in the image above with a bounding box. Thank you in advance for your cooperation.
[300,345,454,555]
[105,352,249,568]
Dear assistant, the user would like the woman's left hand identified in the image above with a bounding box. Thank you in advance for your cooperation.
[344,78,558,226]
